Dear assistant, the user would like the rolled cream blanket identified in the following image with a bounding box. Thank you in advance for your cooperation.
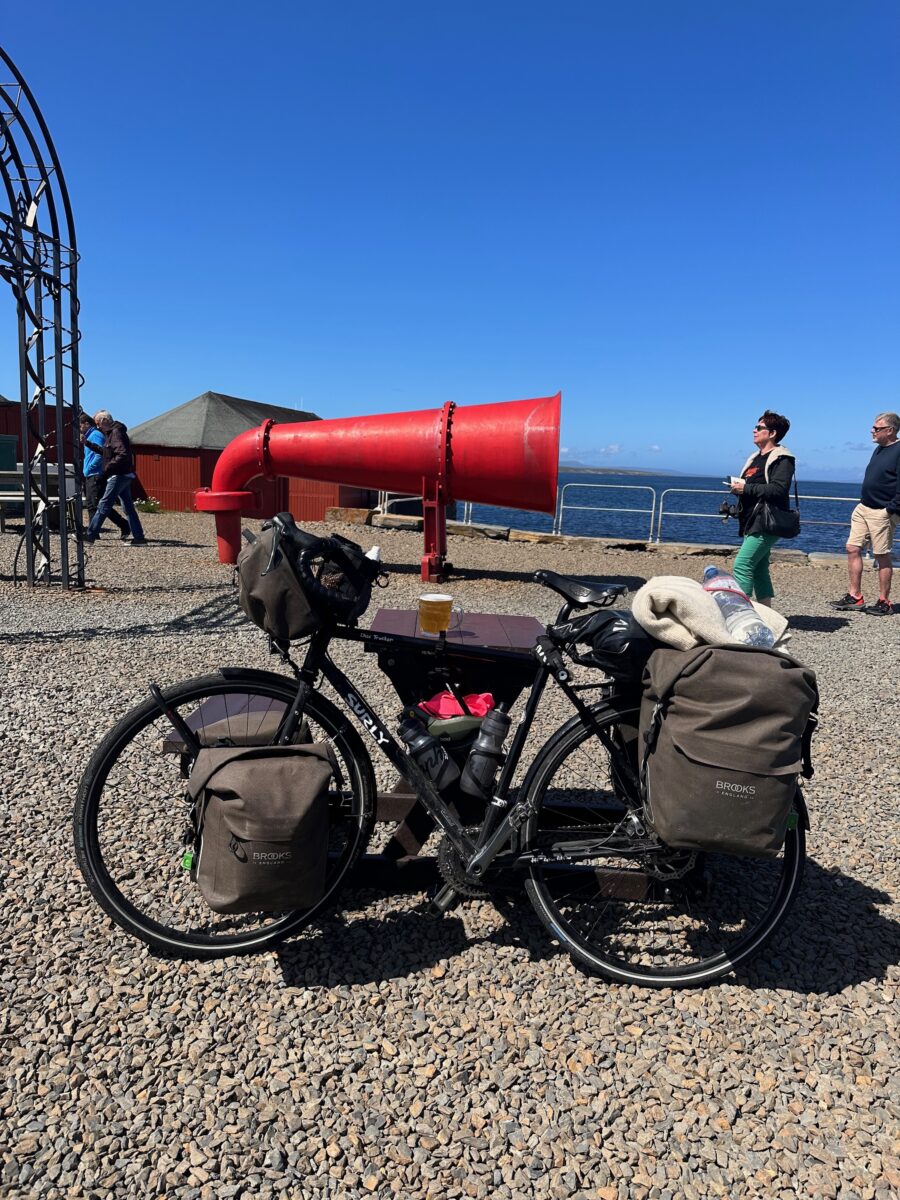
[631,576,790,651]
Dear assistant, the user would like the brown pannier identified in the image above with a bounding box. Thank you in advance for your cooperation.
[187,744,334,914]
[639,645,818,858]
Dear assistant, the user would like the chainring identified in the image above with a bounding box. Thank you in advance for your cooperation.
[436,827,491,898]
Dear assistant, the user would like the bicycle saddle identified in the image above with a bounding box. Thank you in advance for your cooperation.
[533,570,627,608]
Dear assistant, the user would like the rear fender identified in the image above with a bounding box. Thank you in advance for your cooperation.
[794,787,810,831]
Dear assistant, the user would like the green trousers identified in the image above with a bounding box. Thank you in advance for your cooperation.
[733,534,779,600]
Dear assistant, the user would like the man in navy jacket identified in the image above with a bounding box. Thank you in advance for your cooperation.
[831,412,900,615]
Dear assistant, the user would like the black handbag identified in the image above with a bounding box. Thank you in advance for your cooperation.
[752,478,801,539]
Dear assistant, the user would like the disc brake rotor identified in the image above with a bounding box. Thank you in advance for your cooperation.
[642,848,698,881]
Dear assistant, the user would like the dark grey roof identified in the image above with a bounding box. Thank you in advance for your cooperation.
[129,391,320,449]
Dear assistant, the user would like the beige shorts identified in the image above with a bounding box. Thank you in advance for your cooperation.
[848,503,899,556]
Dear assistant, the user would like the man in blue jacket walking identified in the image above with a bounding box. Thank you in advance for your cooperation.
[79,413,130,538]
[84,410,147,545]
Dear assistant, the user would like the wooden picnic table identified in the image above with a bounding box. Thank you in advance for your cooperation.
[354,608,544,889]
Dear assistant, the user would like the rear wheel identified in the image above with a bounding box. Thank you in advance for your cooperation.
[74,669,375,957]
[522,704,805,987]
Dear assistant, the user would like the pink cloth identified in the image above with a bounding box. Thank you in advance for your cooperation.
[419,691,495,719]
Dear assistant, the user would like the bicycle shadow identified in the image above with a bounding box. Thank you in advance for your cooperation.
[81,536,211,549]
[276,858,899,993]
[382,561,647,591]
[276,902,475,985]
[736,858,900,993]
[127,538,209,549]
[0,590,248,644]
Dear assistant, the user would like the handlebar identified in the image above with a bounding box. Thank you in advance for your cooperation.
[295,538,365,619]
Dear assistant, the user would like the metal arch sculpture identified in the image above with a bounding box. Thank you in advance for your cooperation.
[0,46,83,586]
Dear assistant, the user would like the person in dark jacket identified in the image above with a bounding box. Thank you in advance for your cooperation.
[830,411,899,615]
[84,410,146,545]
[728,410,795,606]
[79,413,130,536]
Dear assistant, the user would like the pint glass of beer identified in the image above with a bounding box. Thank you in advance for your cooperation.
[418,593,463,637]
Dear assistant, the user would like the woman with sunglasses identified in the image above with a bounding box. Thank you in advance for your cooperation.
[728,412,795,606]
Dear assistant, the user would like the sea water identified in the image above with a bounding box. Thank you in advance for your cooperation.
[464,471,862,555]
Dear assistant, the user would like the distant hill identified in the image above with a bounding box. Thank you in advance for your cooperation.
[559,462,690,477]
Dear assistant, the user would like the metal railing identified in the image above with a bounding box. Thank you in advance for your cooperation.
[375,490,418,515]
[653,488,860,543]
[375,493,487,526]
[377,484,864,551]
[553,483,656,538]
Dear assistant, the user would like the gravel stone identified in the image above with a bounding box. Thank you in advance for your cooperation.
[0,512,898,1198]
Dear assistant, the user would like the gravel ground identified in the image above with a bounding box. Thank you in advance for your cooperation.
[1,512,898,1200]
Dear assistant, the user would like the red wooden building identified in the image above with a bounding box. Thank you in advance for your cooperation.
[129,391,374,519]
[0,395,76,463]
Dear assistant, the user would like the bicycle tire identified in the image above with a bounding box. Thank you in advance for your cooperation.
[521,702,805,988]
[74,669,376,958]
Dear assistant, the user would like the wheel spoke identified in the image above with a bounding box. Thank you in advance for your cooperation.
[523,704,804,986]
[74,673,374,957]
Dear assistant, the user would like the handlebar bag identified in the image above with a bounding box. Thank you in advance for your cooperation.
[187,743,334,914]
[237,522,322,642]
[639,645,818,857]
[237,516,378,641]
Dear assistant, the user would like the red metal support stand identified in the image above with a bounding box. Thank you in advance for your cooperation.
[421,485,450,582]
[420,401,455,581]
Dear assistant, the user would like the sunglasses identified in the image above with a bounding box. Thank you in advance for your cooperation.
[753,424,770,432]
[872,425,891,432]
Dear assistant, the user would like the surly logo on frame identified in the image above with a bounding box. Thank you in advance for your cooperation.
[715,780,757,796]
[347,692,389,745]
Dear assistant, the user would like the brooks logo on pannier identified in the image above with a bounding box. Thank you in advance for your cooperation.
[716,780,756,795]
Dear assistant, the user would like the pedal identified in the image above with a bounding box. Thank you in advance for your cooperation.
[428,883,461,915]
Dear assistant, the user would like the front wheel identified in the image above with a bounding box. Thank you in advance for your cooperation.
[74,669,376,957]
[521,703,805,988]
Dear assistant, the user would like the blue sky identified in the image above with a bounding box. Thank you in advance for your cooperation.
[1,1,897,481]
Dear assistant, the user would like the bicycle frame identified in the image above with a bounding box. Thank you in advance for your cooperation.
[278,616,634,880]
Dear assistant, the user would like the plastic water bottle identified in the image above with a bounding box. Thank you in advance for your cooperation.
[397,717,460,790]
[702,566,775,648]
[459,708,511,799]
